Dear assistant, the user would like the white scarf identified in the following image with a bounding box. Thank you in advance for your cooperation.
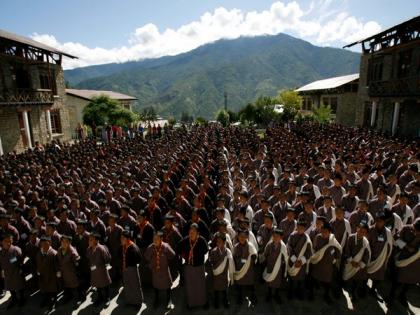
[288,234,312,277]
[263,241,288,282]
[212,248,235,284]
[367,228,393,274]
[343,236,371,280]
[395,250,420,268]
[233,242,257,281]
[304,211,317,235]
[340,219,352,249]
[310,233,342,265]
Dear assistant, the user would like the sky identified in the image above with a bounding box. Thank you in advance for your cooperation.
[1,0,419,69]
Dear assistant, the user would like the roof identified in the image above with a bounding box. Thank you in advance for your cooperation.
[66,89,137,101]
[0,29,77,59]
[344,15,420,48]
[296,73,359,92]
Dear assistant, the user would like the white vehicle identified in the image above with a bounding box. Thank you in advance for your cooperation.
[273,104,284,113]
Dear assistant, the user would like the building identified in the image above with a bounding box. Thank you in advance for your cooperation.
[296,73,359,126]
[0,29,77,154]
[65,89,137,137]
[344,16,420,137]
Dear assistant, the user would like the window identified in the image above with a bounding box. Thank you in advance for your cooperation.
[398,50,412,78]
[330,97,338,114]
[367,57,384,83]
[49,109,62,133]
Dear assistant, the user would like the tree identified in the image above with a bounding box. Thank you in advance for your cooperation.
[167,117,176,127]
[216,109,230,127]
[83,95,137,127]
[278,89,302,121]
[180,112,194,124]
[140,106,157,124]
[227,110,239,123]
[312,105,333,123]
[195,117,208,125]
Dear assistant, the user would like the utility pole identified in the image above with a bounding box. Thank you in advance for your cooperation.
[224,92,227,111]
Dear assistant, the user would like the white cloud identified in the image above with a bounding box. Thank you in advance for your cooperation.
[30,1,381,69]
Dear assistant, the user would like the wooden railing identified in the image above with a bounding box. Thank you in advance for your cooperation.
[0,88,54,105]
[368,76,420,97]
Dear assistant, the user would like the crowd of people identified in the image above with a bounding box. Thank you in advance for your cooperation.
[0,122,418,312]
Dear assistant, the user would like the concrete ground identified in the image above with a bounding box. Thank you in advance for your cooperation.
[1,274,418,315]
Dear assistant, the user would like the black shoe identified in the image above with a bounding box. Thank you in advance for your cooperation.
[223,299,230,309]
[214,298,220,309]
[324,294,333,305]
[7,299,17,310]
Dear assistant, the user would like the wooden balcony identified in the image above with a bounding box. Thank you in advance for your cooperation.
[368,76,420,97]
[0,88,54,105]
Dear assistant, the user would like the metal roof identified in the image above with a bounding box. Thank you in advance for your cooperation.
[66,89,137,101]
[343,15,420,48]
[0,29,77,59]
[296,73,359,92]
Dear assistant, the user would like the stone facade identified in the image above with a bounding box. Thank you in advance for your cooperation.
[353,19,420,137]
[0,46,71,153]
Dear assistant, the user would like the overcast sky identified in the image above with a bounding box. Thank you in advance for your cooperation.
[1,0,418,69]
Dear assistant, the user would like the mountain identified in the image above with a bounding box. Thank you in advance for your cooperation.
[65,33,360,119]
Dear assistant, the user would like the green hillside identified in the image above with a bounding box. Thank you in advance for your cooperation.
[66,33,360,119]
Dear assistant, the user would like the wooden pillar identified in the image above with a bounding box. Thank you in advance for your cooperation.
[392,101,400,136]
[22,110,32,148]
[0,135,3,156]
[46,109,53,140]
[370,100,377,127]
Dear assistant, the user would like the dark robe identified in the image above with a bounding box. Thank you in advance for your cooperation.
[233,242,256,286]
[36,247,59,293]
[86,244,112,288]
[264,241,286,288]
[367,227,391,281]
[395,224,420,284]
[287,231,312,280]
[278,218,296,243]
[122,242,143,305]
[343,234,370,280]
[209,246,231,291]
[144,242,175,290]
[0,245,25,290]
[311,234,341,283]
[57,245,80,288]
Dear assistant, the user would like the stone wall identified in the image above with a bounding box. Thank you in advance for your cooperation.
[65,94,88,137]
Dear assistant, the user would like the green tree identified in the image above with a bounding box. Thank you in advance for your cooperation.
[195,117,208,125]
[140,106,157,123]
[216,109,230,127]
[312,105,333,123]
[227,110,239,123]
[83,95,136,127]
[278,89,302,121]
[180,112,194,124]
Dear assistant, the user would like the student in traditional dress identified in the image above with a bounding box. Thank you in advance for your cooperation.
[178,223,209,309]
[349,200,373,233]
[287,218,312,300]
[263,228,288,304]
[316,195,335,222]
[233,229,258,306]
[257,213,275,263]
[144,230,175,309]
[121,230,143,308]
[309,222,342,304]
[209,231,234,309]
[342,222,371,301]
[86,233,112,307]
[366,211,393,300]
[36,235,59,309]
[0,233,25,309]
[387,218,420,307]
[105,213,123,283]
[73,219,90,292]
[56,234,83,304]
[278,207,296,243]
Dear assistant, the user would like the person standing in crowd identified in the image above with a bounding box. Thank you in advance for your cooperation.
[86,233,112,307]
[0,234,25,309]
[209,231,234,309]
[342,222,371,301]
[144,230,175,309]
[57,234,83,304]
[233,229,258,307]
[36,235,59,309]
[178,223,208,309]
[262,228,288,304]
[121,230,143,308]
